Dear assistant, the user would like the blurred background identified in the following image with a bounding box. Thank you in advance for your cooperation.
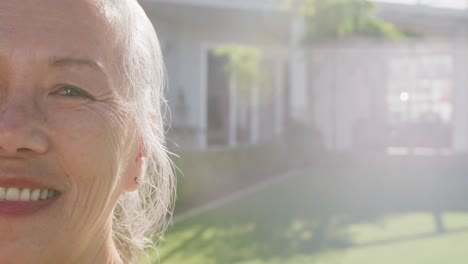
[142,0,468,263]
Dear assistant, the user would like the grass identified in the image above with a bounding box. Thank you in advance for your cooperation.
[155,156,468,264]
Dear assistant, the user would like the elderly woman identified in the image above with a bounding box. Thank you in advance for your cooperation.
[0,0,174,263]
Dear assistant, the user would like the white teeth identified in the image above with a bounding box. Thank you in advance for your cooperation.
[20,189,30,201]
[40,189,48,200]
[5,188,20,201]
[0,188,58,201]
[31,189,40,201]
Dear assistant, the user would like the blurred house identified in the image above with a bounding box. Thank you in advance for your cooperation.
[141,0,290,150]
[142,0,468,154]
[311,1,468,153]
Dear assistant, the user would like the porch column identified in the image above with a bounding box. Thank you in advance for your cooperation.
[199,42,208,149]
[452,29,468,153]
[250,81,260,144]
[274,61,285,135]
[289,5,308,124]
[229,73,238,147]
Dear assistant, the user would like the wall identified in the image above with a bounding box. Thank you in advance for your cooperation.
[308,40,465,152]
[147,4,289,149]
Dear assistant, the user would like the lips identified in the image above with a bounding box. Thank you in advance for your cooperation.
[0,179,61,217]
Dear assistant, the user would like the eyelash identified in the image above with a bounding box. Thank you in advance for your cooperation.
[52,85,94,100]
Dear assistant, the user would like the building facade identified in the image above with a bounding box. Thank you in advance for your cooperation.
[142,0,468,154]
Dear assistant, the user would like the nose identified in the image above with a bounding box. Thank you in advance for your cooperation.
[0,101,49,155]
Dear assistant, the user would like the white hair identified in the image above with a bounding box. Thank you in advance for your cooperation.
[100,1,176,262]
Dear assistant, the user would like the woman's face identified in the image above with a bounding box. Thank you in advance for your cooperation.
[0,0,140,262]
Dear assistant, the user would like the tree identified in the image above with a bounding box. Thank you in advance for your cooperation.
[287,0,405,43]
[214,44,263,101]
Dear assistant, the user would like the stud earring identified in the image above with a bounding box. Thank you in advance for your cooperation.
[134,177,141,184]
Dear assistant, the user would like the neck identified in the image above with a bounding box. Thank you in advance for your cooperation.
[86,237,123,264]
[71,222,124,264]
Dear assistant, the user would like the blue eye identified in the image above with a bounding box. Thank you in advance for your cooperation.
[53,85,94,100]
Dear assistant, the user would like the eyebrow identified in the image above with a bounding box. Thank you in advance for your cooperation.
[51,57,107,76]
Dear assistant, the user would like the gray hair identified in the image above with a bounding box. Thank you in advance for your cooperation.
[100,0,175,262]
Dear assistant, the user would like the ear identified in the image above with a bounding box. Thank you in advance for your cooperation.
[122,141,147,192]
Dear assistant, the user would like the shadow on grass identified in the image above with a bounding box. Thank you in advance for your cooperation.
[160,155,468,264]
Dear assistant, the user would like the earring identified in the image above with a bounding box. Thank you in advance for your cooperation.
[134,177,141,184]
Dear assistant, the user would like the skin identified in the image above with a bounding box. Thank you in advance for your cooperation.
[0,0,143,263]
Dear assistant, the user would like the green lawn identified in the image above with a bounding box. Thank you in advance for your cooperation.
[156,160,468,264]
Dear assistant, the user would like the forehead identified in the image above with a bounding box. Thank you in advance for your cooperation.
[0,0,120,70]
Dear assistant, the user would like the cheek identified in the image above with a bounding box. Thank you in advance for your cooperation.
[51,110,117,176]
[45,105,128,219]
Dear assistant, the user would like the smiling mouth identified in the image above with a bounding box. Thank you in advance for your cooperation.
[0,186,61,217]
[0,187,60,202]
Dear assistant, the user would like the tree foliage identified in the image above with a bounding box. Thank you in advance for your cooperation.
[214,44,263,98]
[287,0,405,42]
[214,44,262,82]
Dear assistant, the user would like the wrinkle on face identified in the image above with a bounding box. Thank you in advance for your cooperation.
[0,0,139,263]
